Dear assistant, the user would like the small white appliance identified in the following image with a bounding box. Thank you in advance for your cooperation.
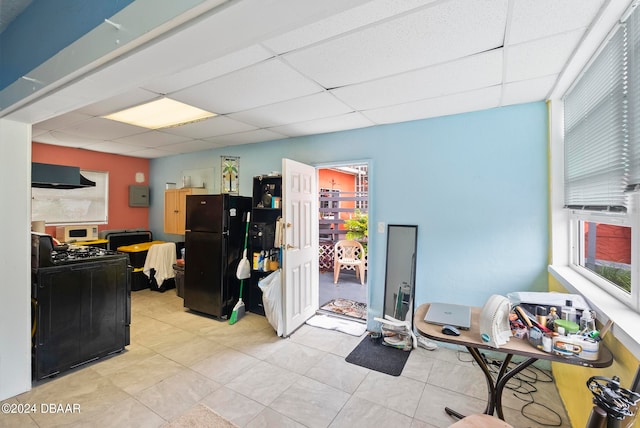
[479,294,512,348]
[55,225,99,242]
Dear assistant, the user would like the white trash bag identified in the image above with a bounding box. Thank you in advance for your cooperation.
[258,270,283,337]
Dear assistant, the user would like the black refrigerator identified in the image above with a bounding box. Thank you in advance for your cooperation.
[183,194,251,318]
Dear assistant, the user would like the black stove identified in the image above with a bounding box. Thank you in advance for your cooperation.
[31,232,124,269]
[30,232,131,381]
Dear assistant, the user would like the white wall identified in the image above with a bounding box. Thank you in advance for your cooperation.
[0,119,32,400]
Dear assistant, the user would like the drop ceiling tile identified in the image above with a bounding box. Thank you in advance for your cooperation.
[63,117,148,140]
[157,139,221,154]
[501,75,558,106]
[142,45,274,94]
[160,116,256,139]
[32,131,98,148]
[171,59,323,113]
[10,89,96,124]
[121,0,368,86]
[505,30,584,82]
[263,0,437,54]
[204,129,288,146]
[113,130,192,147]
[284,0,508,88]
[33,112,93,130]
[508,0,605,45]
[332,49,502,111]
[228,92,353,128]
[49,74,156,114]
[124,148,176,159]
[78,141,142,155]
[362,86,502,124]
[269,112,374,137]
[76,88,159,116]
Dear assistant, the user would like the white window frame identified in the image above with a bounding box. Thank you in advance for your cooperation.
[31,170,109,225]
[568,207,639,310]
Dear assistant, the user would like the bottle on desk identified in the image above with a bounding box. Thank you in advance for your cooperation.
[546,306,559,330]
[561,300,577,323]
[579,310,596,335]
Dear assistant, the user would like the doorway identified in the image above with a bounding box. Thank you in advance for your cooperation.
[316,162,369,320]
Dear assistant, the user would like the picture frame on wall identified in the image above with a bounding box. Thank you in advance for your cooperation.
[221,156,239,195]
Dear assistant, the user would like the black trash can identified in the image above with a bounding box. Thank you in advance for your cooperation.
[173,263,184,298]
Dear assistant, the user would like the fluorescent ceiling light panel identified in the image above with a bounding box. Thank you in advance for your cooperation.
[103,98,216,129]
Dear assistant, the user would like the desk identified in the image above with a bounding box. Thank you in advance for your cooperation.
[415,303,613,421]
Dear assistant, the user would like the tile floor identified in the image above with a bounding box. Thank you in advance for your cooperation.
[3,289,572,428]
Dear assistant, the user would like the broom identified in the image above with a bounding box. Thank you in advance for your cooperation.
[230,212,251,324]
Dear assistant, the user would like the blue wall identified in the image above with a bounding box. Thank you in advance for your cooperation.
[150,102,549,319]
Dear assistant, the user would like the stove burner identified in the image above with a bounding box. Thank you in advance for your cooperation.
[32,233,126,269]
[53,246,117,263]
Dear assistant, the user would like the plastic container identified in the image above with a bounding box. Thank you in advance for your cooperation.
[579,310,596,334]
[574,336,599,361]
[542,334,553,353]
[554,319,579,335]
[552,335,582,357]
[551,334,599,360]
[527,326,544,350]
[117,241,165,268]
[381,323,412,351]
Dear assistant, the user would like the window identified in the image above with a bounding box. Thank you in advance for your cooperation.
[319,188,339,219]
[563,6,640,311]
[569,211,637,307]
[354,165,368,211]
[31,170,109,225]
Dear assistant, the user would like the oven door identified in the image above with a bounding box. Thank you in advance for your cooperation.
[32,258,128,380]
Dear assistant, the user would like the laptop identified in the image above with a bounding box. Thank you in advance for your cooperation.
[423,302,471,330]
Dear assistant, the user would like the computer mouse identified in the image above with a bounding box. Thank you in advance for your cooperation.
[441,325,461,336]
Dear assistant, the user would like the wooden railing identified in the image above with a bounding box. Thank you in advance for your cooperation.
[319,190,367,241]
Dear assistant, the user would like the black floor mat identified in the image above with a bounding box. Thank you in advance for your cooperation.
[345,336,411,376]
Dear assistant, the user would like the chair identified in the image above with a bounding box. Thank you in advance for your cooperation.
[333,240,366,285]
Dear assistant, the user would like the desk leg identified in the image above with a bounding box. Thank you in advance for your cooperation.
[494,357,537,420]
[469,347,499,415]
[445,346,499,420]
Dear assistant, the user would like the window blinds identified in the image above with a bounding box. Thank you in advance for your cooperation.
[564,26,628,211]
[628,8,640,192]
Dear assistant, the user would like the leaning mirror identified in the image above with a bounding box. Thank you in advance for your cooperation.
[383,225,418,322]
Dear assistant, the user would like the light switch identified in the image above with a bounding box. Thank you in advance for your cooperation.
[377,222,385,233]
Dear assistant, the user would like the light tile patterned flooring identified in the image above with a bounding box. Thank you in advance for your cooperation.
[3,289,572,428]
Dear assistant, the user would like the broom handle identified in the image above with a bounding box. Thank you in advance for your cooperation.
[243,212,251,250]
[238,211,251,299]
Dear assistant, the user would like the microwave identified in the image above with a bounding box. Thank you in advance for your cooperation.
[55,225,99,243]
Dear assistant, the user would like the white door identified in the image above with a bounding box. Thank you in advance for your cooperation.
[281,158,319,336]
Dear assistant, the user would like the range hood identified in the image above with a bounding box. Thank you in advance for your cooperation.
[32,162,96,189]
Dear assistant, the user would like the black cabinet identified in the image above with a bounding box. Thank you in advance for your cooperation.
[247,175,282,315]
[32,256,130,381]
